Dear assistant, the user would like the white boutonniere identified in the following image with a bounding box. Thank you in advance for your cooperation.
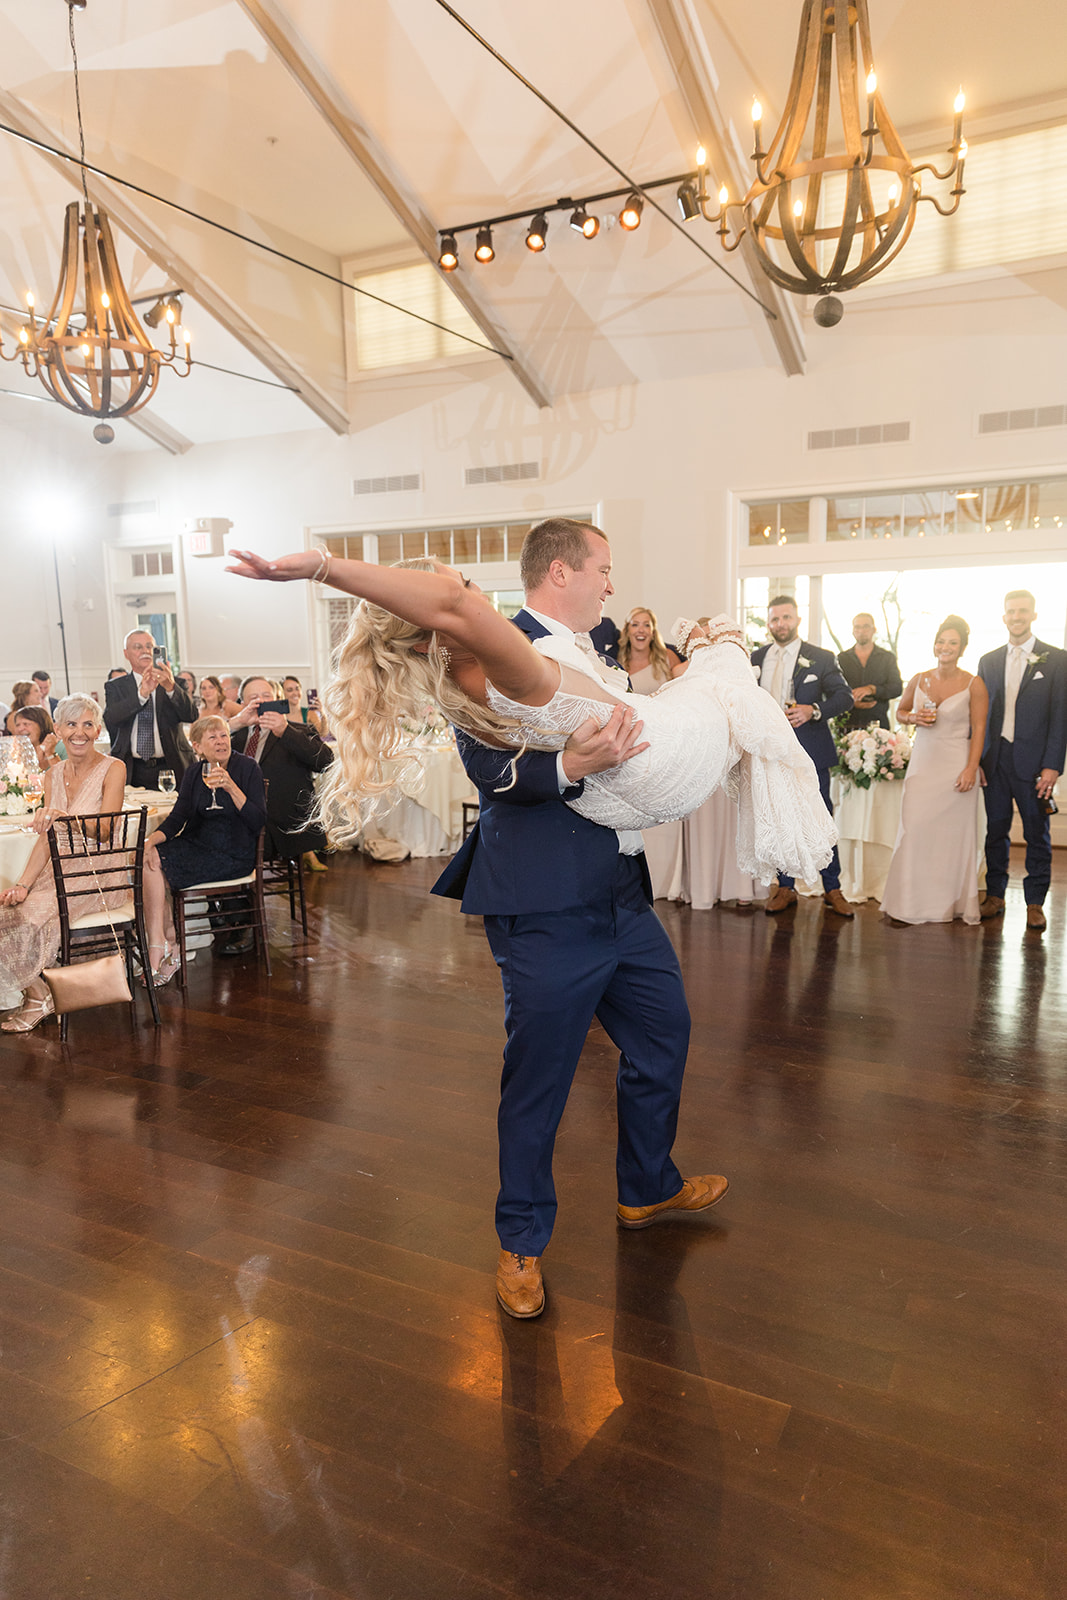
[1027,651,1048,666]
[797,656,811,669]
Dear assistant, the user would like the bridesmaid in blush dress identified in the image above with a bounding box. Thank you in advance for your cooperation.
[880,615,989,926]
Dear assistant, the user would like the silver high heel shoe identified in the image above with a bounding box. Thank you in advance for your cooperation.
[1,992,56,1033]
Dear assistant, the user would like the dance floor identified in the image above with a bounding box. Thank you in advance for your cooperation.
[0,850,1063,1599]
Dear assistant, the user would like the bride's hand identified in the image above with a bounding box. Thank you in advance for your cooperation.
[226,549,321,582]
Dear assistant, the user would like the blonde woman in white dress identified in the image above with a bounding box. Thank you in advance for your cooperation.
[881,615,989,925]
[227,548,836,886]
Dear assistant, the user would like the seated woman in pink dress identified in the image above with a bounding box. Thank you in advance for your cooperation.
[0,696,126,1032]
[880,615,989,926]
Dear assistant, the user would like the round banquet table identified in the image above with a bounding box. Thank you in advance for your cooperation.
[359,739,478,859]
[828,775,904,902]
[0,821,35,892]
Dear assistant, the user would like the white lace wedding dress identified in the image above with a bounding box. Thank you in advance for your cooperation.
[484,622,837,885]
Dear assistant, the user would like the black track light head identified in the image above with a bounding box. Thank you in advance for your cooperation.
[474,226,495,263]
[438,233,459,271]
[619,192,643,231]
[569,205,599,238]
[676,181,699,222]
[525,213,549,252]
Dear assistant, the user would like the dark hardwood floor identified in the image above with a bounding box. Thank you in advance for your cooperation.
[0,850,1064,1599]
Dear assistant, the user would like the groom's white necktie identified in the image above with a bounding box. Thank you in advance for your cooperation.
[1002,644,1027,743]
[573,632,630,688]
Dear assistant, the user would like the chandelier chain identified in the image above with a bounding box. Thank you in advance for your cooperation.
[67,2,91,212]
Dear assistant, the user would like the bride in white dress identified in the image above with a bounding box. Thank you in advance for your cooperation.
[227,547,837,884]
[880,616,989,925]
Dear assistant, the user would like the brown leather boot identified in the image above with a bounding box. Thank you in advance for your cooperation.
[1026,904,1047,932]
[496,1250,545,1318]
[765,884,798,914]
[980,896,1006,920]
[823,888,855,918]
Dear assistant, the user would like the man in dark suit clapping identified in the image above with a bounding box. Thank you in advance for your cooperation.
[752,596,854,917]
[104,630,195,788]
[978,589,1066,933]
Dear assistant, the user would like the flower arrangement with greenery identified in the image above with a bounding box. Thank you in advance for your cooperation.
[832,723,912,789]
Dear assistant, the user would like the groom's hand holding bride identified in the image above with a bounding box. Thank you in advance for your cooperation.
[561,706,648,784]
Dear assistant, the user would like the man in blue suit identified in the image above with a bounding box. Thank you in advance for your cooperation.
[434,518,727,1319]
[978,589,1066,933]
[751,595,854,916]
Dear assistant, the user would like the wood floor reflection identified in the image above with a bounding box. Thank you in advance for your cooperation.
[0,851,1063,1599]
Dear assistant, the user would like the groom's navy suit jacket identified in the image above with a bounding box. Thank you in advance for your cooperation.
[977,639,1067,782]
[432,608,652,912]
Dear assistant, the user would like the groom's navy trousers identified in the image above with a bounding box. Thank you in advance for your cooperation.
[434,734,691,1257]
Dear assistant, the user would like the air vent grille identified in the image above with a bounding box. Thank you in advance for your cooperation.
[107,500,158,516]
[353,474,421,495]
[808,422,909,451]
[465,461,540,486]
[979,405,1067,435]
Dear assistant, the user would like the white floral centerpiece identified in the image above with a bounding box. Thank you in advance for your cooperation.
[832,724,912,790]
[0,735,43,815]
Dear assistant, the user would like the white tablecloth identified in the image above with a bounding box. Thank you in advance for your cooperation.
[829,775,904,902]
[0,822,35,892]
[360,741,477,859]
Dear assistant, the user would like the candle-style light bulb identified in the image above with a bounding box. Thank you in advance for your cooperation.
[100,292,110,308]
[866,69,877,95]
[888,182,899,203]
[182,328,191,345]
[954,88,966,115]
[25,292,34,309]
[165,307,176,324]
[718,184,729,207]
[751,98,762,123]
[793,199,804,218]
[696,145,707,167]
[958,139,968,160]
[18,328,28,345]
[80,343,91,357]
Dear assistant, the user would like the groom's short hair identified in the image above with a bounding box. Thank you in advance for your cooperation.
[520,518,604,592]
[1004,588,1036,608]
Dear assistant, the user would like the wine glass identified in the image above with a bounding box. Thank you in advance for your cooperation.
[917,675,938,724]
[159,770,176,797]
[204,761,225,811]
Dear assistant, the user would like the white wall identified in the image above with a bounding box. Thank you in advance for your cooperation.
[4,286,1066,697]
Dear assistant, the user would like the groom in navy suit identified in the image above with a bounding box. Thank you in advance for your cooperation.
[434,518,727,1318]
[978,589,1066,933]
[751,596,854,916]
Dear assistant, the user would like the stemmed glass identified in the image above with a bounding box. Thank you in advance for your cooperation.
[159,770,176,797]
[204,760,225,811]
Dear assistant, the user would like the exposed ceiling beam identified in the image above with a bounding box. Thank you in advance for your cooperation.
[124,410,193,455]
[236,0,553,411]
[645,0,807,378]
[0,88,349,436]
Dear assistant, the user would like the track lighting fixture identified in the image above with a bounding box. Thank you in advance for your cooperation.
[525,213,549,252]
[619,192,643,230]
[569,205,599,238]
[676,181,699,222]
[438,166,696,265]
[143,293,183,329]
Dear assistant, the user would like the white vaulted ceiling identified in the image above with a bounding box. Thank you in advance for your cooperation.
[0,0,1062,451]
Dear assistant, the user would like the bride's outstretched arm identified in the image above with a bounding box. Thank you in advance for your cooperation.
[227,548,558,707]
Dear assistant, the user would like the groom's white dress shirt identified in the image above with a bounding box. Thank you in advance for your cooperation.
[522,606,642,854]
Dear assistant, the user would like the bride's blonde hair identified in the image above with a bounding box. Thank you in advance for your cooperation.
[317,559,520,847]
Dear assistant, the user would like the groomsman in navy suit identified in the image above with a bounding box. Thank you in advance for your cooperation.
[751,596,854,916]
[978,589,1067,933]
[434,518,727,1319]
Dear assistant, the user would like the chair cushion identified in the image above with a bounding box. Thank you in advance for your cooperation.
[70,902,136,931]
[180,873,256,891]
